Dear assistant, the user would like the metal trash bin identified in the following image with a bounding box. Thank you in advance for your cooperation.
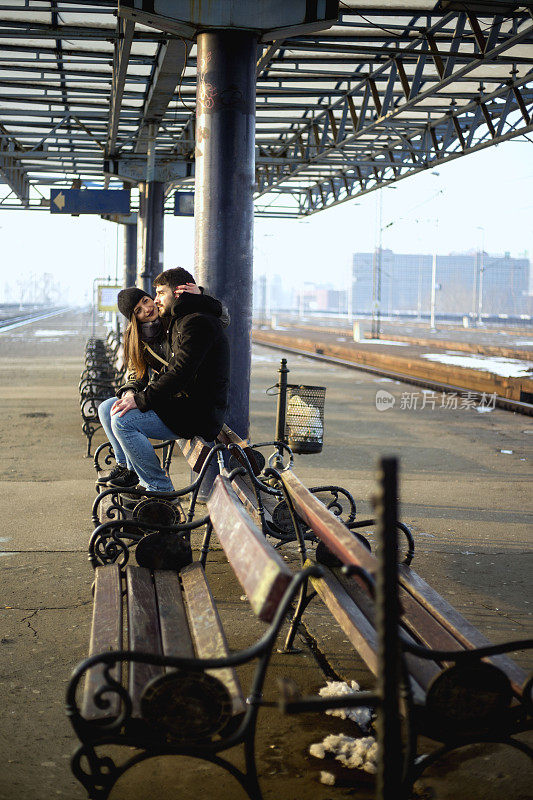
[285,383,326,454]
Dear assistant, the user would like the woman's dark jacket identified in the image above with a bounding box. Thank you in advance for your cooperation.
[117,293,230,440]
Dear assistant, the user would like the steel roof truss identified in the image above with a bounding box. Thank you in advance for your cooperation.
[0,124,30,205]
[134,38,191,155]
[297,81,533,216]
[106,16,135,157]
[254,15,533,200]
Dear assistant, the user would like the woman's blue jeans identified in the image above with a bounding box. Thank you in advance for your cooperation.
[98,397,176,492]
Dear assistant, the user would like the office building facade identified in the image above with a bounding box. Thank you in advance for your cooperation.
[351,249,531,316]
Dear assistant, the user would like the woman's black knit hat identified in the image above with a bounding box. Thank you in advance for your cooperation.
[117,287,151,319]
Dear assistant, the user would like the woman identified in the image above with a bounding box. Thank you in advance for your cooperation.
[97,281,226,489]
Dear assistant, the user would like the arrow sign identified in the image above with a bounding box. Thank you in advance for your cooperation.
[50,189,130,215]
[53,191,66,211]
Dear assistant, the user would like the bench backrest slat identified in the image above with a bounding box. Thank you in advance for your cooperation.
[224,468,279,532]
[282,470,376,575]
[82,565,122,720]
[284,472,527,694]
[208,476,293,623]
[309,561,379,673]
[333,567,442,693]
[217,424,263,475]
[180,562,245,717]
[399,565,527,692]
[283,472,471,654]
[176,436,212,473]
[226,470,264,523]
[126,567,164,716]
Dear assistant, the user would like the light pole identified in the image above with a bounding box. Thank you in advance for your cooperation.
[417,255,422,320]
[371,189,383,338]
[253,231,273,326]
[371,188,396,338]
[430,253,437,330]
[476,226,485,326]
[347,204,360,324]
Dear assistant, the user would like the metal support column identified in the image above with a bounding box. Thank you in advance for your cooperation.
[123,221,137,288]
[137,124,165,293]
[194,29,257,439]
[375,455,403,799]
[137,182,164,293]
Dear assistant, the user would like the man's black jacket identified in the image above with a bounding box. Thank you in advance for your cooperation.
[129,292,230,440]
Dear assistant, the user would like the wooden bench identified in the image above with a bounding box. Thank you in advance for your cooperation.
[177,426,357,543]
[89,431,235,567]
[174,428,291,536]
[68,474,311,800]
[91,424,240,530]
[89,424,360,571]
[80,335,125,457]
[89,427,293,575]
[271,463,533,794]
[92,439,177,529]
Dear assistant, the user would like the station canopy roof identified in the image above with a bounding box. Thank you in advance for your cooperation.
[0,1,532,218]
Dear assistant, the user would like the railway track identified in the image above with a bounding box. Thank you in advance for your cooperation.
[0,307,70,332]
[253,334,533,417]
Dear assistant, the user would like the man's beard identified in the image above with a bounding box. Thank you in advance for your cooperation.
[157,306,172,328]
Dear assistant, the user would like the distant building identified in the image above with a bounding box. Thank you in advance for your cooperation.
[253,273,292,313]
[290,283,348,314]
[269,274,284,309]
[351,249,531,316]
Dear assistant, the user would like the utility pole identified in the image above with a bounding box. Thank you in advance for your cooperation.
[430,253,437,330]
[477,226,485,325]
[371,188,383,338]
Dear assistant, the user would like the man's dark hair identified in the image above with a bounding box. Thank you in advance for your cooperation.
[153,267,195,290]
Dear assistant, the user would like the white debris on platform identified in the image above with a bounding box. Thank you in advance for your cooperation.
[476,404,494,413]
[287,394,323,438]
[364,338,409,346]
[421,352,533,378]
[251,352,284,364]
[33,329,74,337]
[318,680,372,728]
[309,681,376,784]
[310,733,378,775]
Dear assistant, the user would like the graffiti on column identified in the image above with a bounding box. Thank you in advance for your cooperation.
[198,51,216,110]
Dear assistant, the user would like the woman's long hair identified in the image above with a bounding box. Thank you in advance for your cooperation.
[123,314,148,379]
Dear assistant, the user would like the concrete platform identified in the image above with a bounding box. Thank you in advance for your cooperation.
[0,310,531,799]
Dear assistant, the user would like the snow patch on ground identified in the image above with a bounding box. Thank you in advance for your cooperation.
[309,681,376,785]
[421,352,533,378]
[33,329,74,337]
[318,680,372,728]
[364,338,409,346]
[311,734,377,779]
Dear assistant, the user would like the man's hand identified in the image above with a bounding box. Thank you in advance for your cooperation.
[174,282,200,299]
[111,394,138,417]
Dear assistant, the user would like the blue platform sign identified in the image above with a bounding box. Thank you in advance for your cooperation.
[50,189,130,214]
[174,191,194,216]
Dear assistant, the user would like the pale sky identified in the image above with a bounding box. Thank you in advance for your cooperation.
[1,138,531,305]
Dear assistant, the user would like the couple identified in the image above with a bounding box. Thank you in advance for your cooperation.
[98,267,230,495]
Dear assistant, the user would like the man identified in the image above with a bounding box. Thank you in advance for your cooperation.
[108,267,230,494]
